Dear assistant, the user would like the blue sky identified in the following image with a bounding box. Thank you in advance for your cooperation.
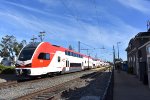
[0,0,150,62]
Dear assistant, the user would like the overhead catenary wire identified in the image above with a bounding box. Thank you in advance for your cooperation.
[93,0,102,36]
[60,0,87,32]
[93,0,105,48]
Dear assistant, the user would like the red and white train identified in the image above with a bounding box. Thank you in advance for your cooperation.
[15,42,108,76]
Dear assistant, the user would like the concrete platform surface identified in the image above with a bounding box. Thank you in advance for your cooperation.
[113,70,150,100]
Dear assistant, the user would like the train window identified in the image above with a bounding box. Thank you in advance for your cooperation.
[58,56,61,62]
[68,52,70,56]
[70,63,81,67]
[73,53,75,57]
[38,53,50,60]
[85,61,86,63]
[70,52,72,56]
[18,48,35,61]
[66,60,67,67]
[75,54,77,57]
[65,51,69,55]
[45,53,50,60]
[65,51,67,55]
[68,61,69,67]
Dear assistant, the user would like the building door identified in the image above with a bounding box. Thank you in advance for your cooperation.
[136,52,139,78]
[147,57,150,88]
[146,44,150,88]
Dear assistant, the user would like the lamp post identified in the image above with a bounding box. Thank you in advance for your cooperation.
[117,42,121,59]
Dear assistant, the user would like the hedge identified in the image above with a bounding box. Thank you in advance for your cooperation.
[0,64,15,74]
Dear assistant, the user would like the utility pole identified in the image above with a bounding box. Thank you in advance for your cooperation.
[147,20,150,31]
[88,54,90,69]
[31,35,37,43]
[78,41,80,53]
[117,42,121,59]
[38,31,45,42]
[113,45,115,66]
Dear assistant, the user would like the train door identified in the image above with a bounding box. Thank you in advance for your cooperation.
[146,44,150,88]
[65,60,69,72]
[57,56,63,70]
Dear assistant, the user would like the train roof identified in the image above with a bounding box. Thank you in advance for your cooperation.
[29,42,101,60]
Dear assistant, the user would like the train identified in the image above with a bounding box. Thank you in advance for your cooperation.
[15,42,109,77]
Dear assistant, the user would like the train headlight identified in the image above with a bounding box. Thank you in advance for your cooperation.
[15,64,20,67]
[25,63,31,67]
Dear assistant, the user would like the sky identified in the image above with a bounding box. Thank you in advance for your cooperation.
[0,0,150,62]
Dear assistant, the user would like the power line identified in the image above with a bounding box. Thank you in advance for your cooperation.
[80,41,94,48]
[93,0,102,35]
[93,0,104,47]
[60,0,87,31]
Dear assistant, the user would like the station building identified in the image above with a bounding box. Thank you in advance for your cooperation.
[126,29,150,85]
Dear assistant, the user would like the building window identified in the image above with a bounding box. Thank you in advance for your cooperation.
[147,46,150,54]
[138,50,142,58]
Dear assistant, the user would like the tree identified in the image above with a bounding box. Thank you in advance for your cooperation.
[0,35,16,58]
[68,45,73,50]
[13,40,27,56]
[0,35,26,64]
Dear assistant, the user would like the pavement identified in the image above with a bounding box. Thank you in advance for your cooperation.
[113,70,150,100]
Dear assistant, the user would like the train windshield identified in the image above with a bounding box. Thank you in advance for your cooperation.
[18,48,35,61]
[18,42,40,61]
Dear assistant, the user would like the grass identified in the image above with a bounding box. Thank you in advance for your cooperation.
[0,64,15,74]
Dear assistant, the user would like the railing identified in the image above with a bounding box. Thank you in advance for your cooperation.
[101,66,114,100]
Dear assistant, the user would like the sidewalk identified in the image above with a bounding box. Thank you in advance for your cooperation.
[113,70,150,100]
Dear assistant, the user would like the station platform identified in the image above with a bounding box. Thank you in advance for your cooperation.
[113,70,150,100]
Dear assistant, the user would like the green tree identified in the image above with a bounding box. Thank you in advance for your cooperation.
[68,45,73,50]
[0,35,16,58]
[0,35,26,64]
[13,40,27,56]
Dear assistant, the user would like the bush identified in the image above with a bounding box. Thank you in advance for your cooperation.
[0,64,15,74]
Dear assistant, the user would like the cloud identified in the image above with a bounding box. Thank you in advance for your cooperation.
[4,0,51,16]
[117,0,150,14]
[0,0,143,61]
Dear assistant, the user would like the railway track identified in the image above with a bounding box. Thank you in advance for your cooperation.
[0,67,109,100]
[0,81,18,89]
[16,67,108,100]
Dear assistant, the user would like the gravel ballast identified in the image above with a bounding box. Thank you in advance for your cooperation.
[0,69,105,100]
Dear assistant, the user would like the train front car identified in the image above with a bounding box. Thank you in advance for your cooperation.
[15,42,52,77]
